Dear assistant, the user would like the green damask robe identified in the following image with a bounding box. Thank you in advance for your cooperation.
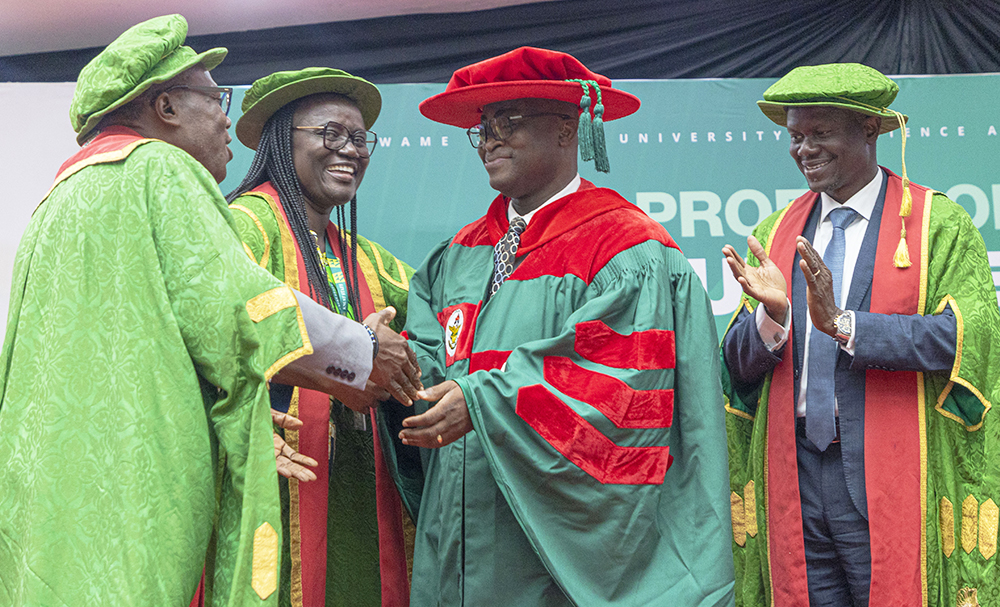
[0,128,310,607]
[231,183,413,607]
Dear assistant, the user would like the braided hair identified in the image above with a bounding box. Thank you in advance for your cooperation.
[227,101,362,317]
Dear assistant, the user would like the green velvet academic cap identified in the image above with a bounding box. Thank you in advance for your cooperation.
[70,14,227,145]
[757,63,907,134]
[236,67,382,151]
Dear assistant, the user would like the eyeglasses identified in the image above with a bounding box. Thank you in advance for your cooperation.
[158,85,233,116]
[293,121,378,158]
[466,112,574,148]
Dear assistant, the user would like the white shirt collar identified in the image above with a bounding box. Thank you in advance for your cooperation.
[507,174,582,225]
[819,169,882,223]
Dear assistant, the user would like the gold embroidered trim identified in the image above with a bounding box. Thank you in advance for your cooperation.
[917,371,928,606]
[287,389,304,607]
[357,246,388,312]
[979,499,998,560]
[745,480,758,537]
[917,197,930,607]
[731,492,746,547]
[231,204,271,267]
[931,295,991,431]
[763,426,775,604]
[257,191,300,290]
[264,303,313,380]
[247,286,297,322]
[940,496,955,557]
[367,241,411,291]
[251,522,279,599]
[39,138,158,209]
[962,495,979,554]
[724,395,755,421]
[957,587,980,607]
[917,189,932,312]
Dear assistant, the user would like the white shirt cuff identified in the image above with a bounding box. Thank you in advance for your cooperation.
[755,299,791,352]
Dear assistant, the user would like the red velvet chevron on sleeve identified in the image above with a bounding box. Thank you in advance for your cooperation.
[574,320,676,370]
[543,357,673,429]
[515,385,672,485]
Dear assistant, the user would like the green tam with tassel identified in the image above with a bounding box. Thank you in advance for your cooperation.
[761,63,916,268]
[418,46,640,173]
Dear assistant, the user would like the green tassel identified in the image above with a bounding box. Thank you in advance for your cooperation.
[577,90,594,161]
[592,102,609,173]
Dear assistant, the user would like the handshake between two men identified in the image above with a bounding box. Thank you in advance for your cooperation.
[269,292,424,482]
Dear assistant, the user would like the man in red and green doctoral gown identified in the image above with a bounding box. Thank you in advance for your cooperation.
[0,14,420,607]
[380,47,735,606]
[721,64,1000,607]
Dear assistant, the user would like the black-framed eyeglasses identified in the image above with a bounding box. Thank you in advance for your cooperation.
[466,112,574,148]
[293,121,378,158]
[157,85,233,116]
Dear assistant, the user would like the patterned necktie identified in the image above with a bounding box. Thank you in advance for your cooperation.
[805,206,859,451]
[489,216,527,299]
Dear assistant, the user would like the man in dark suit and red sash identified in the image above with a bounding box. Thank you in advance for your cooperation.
[722,63,1000,607]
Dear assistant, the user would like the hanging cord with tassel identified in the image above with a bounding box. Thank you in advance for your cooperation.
[564,79,610,172]
[567,79,594,161]
[590,83,610,173]
[891,109,912,268]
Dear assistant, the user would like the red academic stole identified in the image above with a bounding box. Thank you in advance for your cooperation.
[764,169,928,606]
[252,183,409,607]
[49,127,155,194]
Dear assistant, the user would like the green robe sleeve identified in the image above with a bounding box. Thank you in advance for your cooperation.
[0,142,308,607]
[376,237,450,520]
[920,194,1000,603]
[139,146,310,607]
[455,242,735,606]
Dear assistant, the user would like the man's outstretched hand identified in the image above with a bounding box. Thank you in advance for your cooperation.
[271,409,318,482]
[364,307,423,405]
[398,380,473,448]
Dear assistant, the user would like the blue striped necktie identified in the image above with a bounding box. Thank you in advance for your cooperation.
[805,206,859,451]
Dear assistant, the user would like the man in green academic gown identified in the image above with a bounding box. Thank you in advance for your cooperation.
[0,14,420,607]
[381,47,735,606]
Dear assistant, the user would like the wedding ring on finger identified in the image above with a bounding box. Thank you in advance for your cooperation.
[437,434,443,444]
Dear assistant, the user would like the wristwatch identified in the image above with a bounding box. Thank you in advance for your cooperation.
[833,310,852,345]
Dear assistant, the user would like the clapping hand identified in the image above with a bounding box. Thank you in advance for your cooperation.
[723,235,789,324]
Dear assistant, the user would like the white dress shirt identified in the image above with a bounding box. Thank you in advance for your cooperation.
[507,174,581,225]
[756,169,883,416]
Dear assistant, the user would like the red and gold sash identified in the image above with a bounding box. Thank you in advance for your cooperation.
[250,182,409,607]
[763,169,930,606]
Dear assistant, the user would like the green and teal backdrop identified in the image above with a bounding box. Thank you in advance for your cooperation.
[220,74,1000,334]
[4,76,998,336]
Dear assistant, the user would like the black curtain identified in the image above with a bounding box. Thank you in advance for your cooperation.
[3,0,1000,83]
